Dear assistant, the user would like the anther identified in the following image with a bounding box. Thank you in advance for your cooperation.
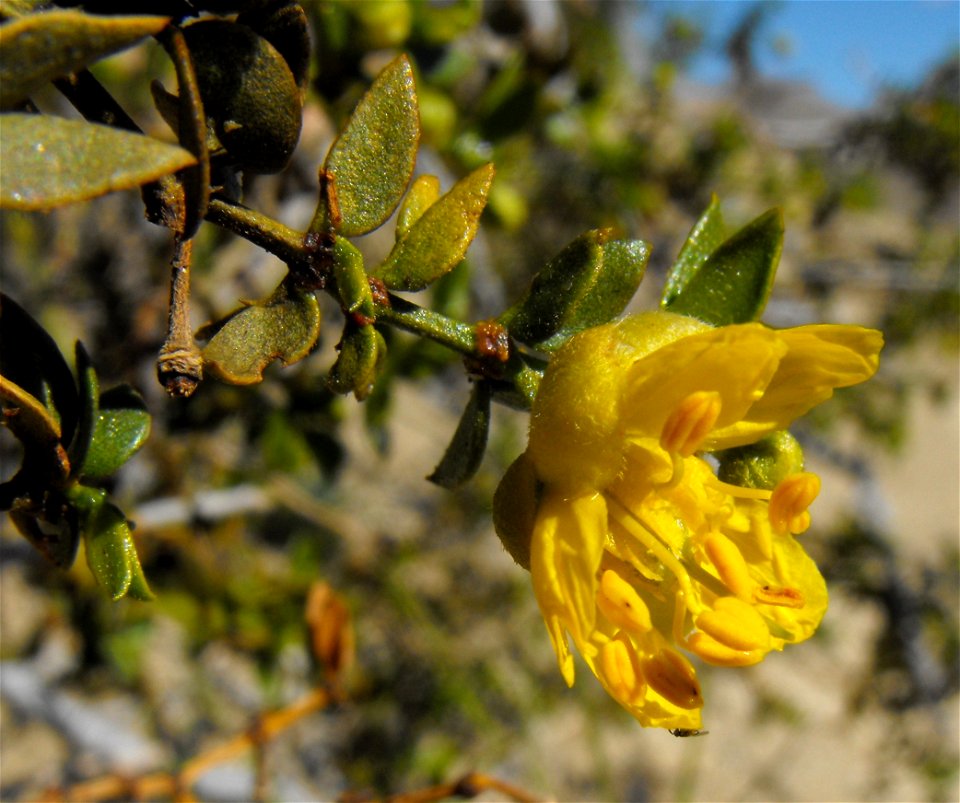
[660,391,722,457]
[597,570,653,634]
[642,649,702,709]
[599,638,646,705]
[754,585,805,608]
[704,533,755,601]
[694,596,771,652]
[768,472,820,534]
[688,632,765,667]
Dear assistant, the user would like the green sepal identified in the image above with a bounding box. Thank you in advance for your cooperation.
[332,236,374,317]
[374,163,494,292]
[427,380,491,489]
[715,430,805,491]
[503,230,650,352]
[0,10,170,110]
[71,485,153,601]
[201,281,321,385]
[662,206,783,325]
[492,452,541,570]
[0,114,196,211]
[322,54,420,236]
[327,322,386,401]
[80,386,151,482]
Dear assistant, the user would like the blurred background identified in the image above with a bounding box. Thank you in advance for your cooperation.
[1,1,957,800]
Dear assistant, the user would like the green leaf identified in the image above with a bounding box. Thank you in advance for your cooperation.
[69,342,99,480]
[327,322,386,401]
[236,1,311,93]
[332,236,374,316]
[74,486,153,602]
[81,385,151,481]
[375,163,494,292]
[661,194,725,307]
[0,293,79,444]
[201,282,321,385]
[324,54,419,236]
[662,208,783,325]
[396,174,440,236]
[0,10,170,110]
[505,230,650,351]
[0,114,196,211]
[427,380,491,489]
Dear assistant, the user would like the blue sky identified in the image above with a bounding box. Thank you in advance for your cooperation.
[646,1,960,108]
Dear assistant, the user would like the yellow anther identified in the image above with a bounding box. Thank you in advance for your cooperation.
[768,472,821,534]
[688,632,765,667]
[597,570,653,634]
[660,391,723,457]
[642,648,702,710]
[754,585,805,609]
[694,595,771,652]
[704,533,755,601]
[599,638,646,705]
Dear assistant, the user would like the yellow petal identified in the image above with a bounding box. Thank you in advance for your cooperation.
[707,325,883,450]
[625,323,787,442]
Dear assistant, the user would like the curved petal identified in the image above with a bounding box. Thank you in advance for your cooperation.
[706,325,882,449]
[624,323,787,442]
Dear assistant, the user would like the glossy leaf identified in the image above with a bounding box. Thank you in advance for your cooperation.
[74,485,153,601]
[0,293,79,444]
[662,208,783,324]
[81,386,151,481]
[333,236,374,316]
[0,114,196,211]
[396,174,441,236]
[0,10,169,110]
[427,380,491,489]
[505,230,650,351]
[324,55,419,236]
[661,195,726,307]
[375,163,494,292]
[201,283,321,385]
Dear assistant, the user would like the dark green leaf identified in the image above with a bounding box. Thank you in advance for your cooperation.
[375,163,494,292]
[661,194,726,307]
[201,282,321,385]
[69,341,99,480]
[324,55,419,236]
[81,385,151,481]
[0,114,196,210]
[428,381,491,489]
[0,10,170,110]
[505,230,650,351]
[0,293,78,445]
[663,208,783,324]
[236,1,311,93]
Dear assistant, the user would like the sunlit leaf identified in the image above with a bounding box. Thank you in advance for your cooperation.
[81,385,151,481]
[0,114,196,210]
[327,322,386,401]
[661,194,726,307]
[324,54,419,236]
[0,10,170,110]
[201,283,321,385]
[375,163,494,292]
[396,174,440,236]
[663,208,783,324]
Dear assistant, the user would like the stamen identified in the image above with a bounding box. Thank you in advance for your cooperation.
[754,585,805,608]
[694,596,771,652]
[688,632,765,667]
[597,570,653,633]
[704,533,755,601]
[769,472,821,534]
[660,391,722,457]
[642,648,702,709]
[599,638,646,705]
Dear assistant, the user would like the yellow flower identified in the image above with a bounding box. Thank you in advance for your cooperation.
[495,311,882,730]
